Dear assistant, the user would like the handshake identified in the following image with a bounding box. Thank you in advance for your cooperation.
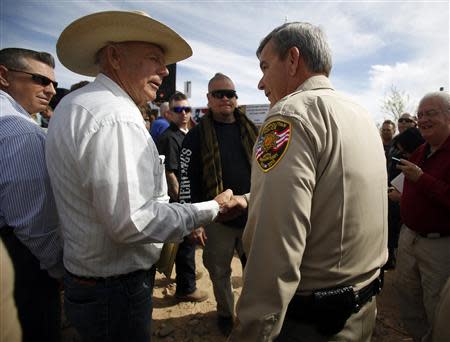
[190,190,249,246]
[213,189,249,222]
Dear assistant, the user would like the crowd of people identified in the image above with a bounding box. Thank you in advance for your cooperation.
[0,9,449,342]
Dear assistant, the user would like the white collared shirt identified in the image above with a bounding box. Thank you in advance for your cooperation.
[46,74,218,277]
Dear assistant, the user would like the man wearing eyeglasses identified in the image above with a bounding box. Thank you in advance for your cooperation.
[385,112,419,270]
[179,73,258,336]
[394,91,450,341]
[397,112,417,134]
[0,48,63,342]
[156,91,208,302]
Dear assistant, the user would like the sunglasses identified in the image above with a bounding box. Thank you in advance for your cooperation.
[8,68,58,89]
[171,106,192,113]
[398,118,414,123]
[210,89,238,99]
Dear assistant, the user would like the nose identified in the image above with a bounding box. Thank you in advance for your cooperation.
[45,82,57,96]
[160,65,169,77]
[258,77,264,91]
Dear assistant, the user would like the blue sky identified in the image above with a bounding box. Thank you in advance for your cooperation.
[1,0,449,124]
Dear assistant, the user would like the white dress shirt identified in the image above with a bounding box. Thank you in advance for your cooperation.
[46,74,218,277]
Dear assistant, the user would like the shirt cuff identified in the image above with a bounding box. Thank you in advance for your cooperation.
[192,200,220,226]
[46,259,64,279]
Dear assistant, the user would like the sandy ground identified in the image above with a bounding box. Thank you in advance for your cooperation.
[63,247,413,341]
[151,248,413,342]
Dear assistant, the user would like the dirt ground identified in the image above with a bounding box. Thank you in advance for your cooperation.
[63,247,413,341]
[150,248,413,342]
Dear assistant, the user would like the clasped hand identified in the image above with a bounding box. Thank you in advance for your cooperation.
[213,190,249,222]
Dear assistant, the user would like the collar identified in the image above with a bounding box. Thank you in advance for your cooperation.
[295,75,334,93]
[0,90,39,125]
[435,134,450,152]
[95,73,138,108]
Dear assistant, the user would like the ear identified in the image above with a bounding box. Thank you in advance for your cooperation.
[105,45,122,70]
[0,65,10,88]
[287,47,300,76]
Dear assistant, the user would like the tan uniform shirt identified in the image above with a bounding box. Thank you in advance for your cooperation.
[231,76,388,341]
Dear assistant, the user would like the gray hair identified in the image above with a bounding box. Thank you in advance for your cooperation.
[256,22,332,77]
[0,48,55,70]
[159,101,170,118]
[419,91,450,116]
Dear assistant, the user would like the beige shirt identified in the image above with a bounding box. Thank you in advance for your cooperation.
[231,76,388,341]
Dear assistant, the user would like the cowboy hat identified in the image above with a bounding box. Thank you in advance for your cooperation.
[57,10,193,76]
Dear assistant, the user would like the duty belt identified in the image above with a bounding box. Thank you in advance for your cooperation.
[417,232,450,239]
[285,273,383,335]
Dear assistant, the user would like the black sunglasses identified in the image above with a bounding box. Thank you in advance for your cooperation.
[398,118,414,123]
[171,106,192,113]
[210,89,238,99]
[8,68,58,89]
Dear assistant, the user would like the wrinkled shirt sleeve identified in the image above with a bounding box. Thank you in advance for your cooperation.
[79,121,216,244]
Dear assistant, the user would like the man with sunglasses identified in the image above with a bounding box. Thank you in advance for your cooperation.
[0,48,63,342]
[398,112,417,134]
[179,73,258,336]
[157,92,208,302]
[384,112,419,270]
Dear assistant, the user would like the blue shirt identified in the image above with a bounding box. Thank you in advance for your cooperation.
[150,117,170,142]
[0,90,63,277]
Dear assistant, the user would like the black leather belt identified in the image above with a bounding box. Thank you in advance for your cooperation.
[292,274,383,313]
[65,266,155,286]
[417,232,450,239]
[285,274,383,336]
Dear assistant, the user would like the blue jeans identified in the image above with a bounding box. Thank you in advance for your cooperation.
[64,267,155,342]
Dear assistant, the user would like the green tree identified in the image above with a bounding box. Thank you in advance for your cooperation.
[381,85,411,122]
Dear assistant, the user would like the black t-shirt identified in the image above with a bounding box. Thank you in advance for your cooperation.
[214,121,251,196]
[180,119,251,228]
[156,123,186,175]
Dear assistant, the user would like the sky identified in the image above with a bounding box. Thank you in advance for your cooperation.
[1,0,449,124]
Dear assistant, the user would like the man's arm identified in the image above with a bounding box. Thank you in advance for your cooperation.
[165,170,179,202]
[0,133,63,278]
[80,121,227,244]
[231,116,314,340]
[398,158,450,209]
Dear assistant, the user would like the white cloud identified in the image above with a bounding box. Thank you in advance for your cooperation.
[1,0,448,122]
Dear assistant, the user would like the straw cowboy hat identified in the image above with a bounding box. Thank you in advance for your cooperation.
[57,10,193,77]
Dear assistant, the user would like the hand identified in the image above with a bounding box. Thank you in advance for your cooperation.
[388,187,401,202]
[396,159,423,182]
[214,189,233,209]
[216,194,248,222]
[190,226,207,246]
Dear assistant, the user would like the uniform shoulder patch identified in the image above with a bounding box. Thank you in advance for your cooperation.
[255,120,291,172]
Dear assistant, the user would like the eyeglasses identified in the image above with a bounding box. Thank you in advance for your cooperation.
[398,118,414,123]
[7,68,58,89]
[210,89,238,99]
[171,106,192,113]
[417,109,441,120]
